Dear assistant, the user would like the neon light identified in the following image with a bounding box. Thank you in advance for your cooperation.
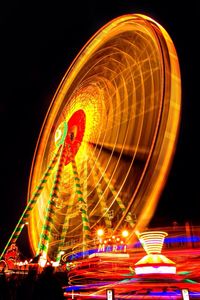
[98,244,127,253]
[135,265,176,275]
[135,230,176,275]
[139,231,168,254]
[89,252,129,258]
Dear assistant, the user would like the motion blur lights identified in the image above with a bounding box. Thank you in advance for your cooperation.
[26,13,181,259]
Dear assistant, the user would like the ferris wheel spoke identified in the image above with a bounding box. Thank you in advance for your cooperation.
[89,141,148,163]
[92,157,136,229]
[90,162,113,233]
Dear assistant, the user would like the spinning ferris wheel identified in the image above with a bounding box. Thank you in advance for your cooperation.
[1,14,181,262]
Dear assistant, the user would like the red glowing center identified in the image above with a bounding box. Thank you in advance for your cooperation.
[64,109,86,165]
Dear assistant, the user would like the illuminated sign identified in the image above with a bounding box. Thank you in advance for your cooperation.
[97,234,128,253]
[98,243,126,253]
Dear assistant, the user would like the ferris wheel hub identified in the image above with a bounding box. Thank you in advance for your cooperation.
[62,109,86,164]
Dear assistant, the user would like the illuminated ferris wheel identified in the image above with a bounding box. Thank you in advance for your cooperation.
[1,14,181,262]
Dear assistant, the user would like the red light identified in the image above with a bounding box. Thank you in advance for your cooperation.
[64,110,86,164]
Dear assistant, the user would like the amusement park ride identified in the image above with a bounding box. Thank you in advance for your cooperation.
[0,13,184,294]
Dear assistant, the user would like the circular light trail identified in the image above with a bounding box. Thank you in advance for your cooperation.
[27,14,181,259]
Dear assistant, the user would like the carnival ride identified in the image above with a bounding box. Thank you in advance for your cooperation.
[0,13,181,271]
[63,229,200,299]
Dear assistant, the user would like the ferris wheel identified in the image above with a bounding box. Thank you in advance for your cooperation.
[1,14,181,262]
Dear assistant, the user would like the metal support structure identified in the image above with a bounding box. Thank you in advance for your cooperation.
[0,146,62,261]
[37,143,68,257]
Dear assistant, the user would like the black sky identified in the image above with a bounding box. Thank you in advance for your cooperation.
[0,0,199,255]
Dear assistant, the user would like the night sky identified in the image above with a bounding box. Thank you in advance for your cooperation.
[0,1,198,256]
